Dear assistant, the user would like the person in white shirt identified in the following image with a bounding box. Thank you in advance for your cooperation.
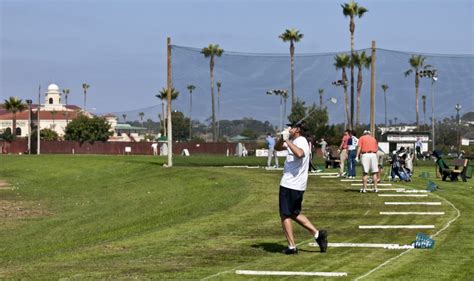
[275,122,328,255]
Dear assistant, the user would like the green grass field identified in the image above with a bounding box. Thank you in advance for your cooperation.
[1,155,473,280]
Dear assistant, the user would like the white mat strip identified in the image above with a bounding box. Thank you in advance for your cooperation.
[402,190,430,193]
[235,270,347,277]
[309,242,414,249]
[378,194,428,197]
[351,183,392,186]
[312,172,339,176]
[380,212,445,215]
[359,225,435,229]
[321,175,340,178]
[385,202,441,205]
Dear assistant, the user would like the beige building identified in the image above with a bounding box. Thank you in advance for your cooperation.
[0,83,119,138]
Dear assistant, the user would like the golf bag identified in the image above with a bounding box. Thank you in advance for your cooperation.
[390,153,411,182]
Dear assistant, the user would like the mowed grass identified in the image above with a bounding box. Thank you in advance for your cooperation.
[0,154,473,280]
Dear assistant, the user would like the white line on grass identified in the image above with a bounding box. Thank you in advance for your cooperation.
[380,212,445,215]
[384,202,441,205]
[351,183,392,186]
[359,225,435,229]
[235,270,347,277]
[308,242,414,249]
[355,195,461,280]
[378,194,428,197]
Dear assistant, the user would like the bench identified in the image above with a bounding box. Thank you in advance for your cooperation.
[436,158,470,182]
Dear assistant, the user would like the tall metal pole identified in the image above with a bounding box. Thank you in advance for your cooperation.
[37,85,41,155]
[279,95,283,132]
[26,100,32,154]
[431,79,435,151]
[166,37,173,167]
[370,41,376,135]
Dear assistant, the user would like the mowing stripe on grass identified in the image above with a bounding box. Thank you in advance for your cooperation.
[359,225,435,229]
[351,183,392,186]
[235,270,347,277]
[385,202,441,205]
[380,212,445,215]
[308,242,414,249]
[378,194,428,197]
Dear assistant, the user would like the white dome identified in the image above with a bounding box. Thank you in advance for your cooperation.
[47,84,59,91]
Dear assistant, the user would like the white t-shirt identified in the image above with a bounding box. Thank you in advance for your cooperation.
[348,136,359,151]
[280,136,310,191]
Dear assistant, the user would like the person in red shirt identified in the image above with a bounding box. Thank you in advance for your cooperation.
[337,130,350,177]
[356,130,379,193]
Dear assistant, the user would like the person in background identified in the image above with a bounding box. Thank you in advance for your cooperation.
[338,130,350,177]
[275,122,328,254]
[319,137,328,160]
[266,133,279,168]
[415,138,423,159]
[356,130,379,193]
[376,146,386,182]
[347,130,359,179]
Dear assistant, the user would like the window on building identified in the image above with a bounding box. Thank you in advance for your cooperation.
[15,127,21,136]
[49,98,53,104]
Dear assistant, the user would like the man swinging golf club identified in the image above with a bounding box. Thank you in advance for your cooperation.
[275,121,328,254]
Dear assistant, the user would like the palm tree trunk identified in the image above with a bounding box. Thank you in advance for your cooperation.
[356,67,363,126]
[217,88,221,140]
[350,18,355,130]
[162,101,166,136]
[290,42,295,108]
[210,57,217,142]
[384,91,387,128]
[319,93,323,108]
[83,90,86,112]
[65,96,69,124]
[12,113,17,136]
[342,69,351,128]
[415,73,420,128]
[189,93,192,141]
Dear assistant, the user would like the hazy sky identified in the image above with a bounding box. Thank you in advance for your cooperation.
[1,0,473,122]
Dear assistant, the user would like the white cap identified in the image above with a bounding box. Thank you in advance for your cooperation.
[363,130,371,135]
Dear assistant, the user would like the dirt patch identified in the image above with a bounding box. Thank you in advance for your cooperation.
[0,180,12,189]
[0,200,50,219]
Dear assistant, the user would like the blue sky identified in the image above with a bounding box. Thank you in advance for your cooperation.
[1,0,473,123]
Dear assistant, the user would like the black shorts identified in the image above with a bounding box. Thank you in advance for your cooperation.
[279,186,304,217]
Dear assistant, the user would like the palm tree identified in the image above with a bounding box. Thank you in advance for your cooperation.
[186,84,196,140]
[81,83,90,112]
[279,28,304,108]
[341,0,368,130]
[334,53,351,127]
[421,95,427,125]
[51,109,57,125]
[404,55,431,128]
[216,81,222,140]
[122,114,127,122]
[201,44,224,142]
[381,84,389,128]
[3,97,27,136]
[157,87,179,137]
[318,88,324,108]
[352,51,371,126]
[62,88,70,124]
[138,112,145,126]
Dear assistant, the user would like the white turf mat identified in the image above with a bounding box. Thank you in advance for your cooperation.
[313,172,339,176]
[402,189,430,193]
[309,242,414,249]
[359,225,435,229]
[321,175,340,178]
[340,179,361,182]
[223,165,261,169]
[235,270,347,277]
[385,202,442,205]
[378,194,428,197]
[264,167,283,170]
[380,212,445,215]
[351,183,392,186]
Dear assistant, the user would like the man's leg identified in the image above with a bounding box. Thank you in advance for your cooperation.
[274,150,279,168]
[362,173,368,192]
[281,216,296,247]
[267,148,272,167]
[372,173,378,192]
[293,214,317,235]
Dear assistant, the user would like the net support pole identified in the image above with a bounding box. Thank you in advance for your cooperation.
[167,37,173,167]
[370,41,376,135]
[37,85,41,155]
